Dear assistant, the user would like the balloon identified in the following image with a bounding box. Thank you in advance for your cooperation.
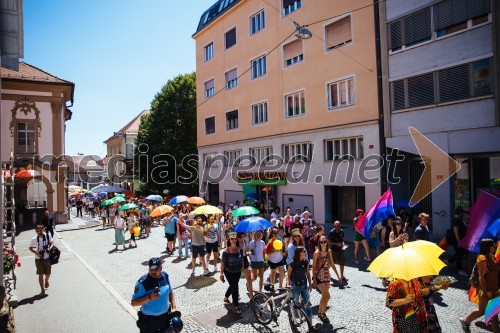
[273,240,283,251]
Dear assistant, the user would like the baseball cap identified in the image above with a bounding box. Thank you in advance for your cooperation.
[356,209,364,214]
[149,257,163,270]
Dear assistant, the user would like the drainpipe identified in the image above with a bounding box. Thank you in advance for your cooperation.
[374,0,388,194]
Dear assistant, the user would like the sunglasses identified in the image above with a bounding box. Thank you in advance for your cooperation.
[320,241,328,244]
[293,235,301,238]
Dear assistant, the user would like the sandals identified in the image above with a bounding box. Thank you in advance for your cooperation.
[223,297,231,304]
[318,313,330,322]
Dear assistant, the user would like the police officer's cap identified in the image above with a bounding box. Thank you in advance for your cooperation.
[148,257,163,270]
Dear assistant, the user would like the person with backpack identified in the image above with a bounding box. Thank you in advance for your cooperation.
[461,238,500,333]
[29,224,55,296]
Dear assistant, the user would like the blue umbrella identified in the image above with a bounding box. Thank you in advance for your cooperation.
[234,216,273,233]
[145,195,163,202]
[90,192,98,198]
[169,195,189,205]
[98,192,107,197]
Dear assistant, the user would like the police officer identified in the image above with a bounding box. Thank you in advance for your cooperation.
[131,257,179,332]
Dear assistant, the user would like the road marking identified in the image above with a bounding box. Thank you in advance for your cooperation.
[55,231,139,320]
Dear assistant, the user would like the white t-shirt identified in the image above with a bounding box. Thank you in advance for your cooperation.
[30,233,53,259]
[249,239,266,262]
[268,247,284,263]
[88,201,94,208]
[114,217,125,229]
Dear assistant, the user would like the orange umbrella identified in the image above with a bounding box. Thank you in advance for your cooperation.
[187,196,206,205]
[150,205,174,217]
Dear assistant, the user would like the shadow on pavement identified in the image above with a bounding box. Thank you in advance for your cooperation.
[176,274,217,291]
[17,294,47,307]
[361,284,387,292]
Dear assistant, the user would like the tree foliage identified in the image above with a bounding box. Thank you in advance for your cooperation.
[135,72,198,196]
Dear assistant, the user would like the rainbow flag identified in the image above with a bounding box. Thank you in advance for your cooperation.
[495,243,500,264]
[459,191,500,252]
[405,308,416,320]
[355,189,396,239]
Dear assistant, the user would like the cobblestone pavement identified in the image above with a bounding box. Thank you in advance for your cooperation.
[57,212,489,332]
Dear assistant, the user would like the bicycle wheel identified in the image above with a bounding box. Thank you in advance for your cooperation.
[288,306,312,333]
[251,292,273,325]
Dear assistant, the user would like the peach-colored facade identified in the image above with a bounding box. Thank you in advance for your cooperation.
[194,0,382,223]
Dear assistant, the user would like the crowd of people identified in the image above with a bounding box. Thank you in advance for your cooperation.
[65,193,500,332]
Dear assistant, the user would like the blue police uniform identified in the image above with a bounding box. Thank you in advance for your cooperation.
[132,272,172,316]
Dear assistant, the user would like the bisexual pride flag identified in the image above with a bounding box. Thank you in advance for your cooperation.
[356,189,396,239]
[459,190,500,252]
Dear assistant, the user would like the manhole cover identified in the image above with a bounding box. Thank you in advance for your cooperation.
[191,306,241,329]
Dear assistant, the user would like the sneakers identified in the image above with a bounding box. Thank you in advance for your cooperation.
[355,259,360,264]
[363,256,370,262]
[203,269,210,276]
[458,270,468,277]
[460,318,471,333]
[191,269,195,276]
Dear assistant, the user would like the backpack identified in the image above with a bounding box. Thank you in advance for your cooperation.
[469,261,490,288]
[49,246,61,265]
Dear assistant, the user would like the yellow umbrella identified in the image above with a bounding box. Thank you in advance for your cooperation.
[150,205,174,217]
[188,196,206,205]
[368,242,446,280]
[192,205,223,215]
[404,240,445,258]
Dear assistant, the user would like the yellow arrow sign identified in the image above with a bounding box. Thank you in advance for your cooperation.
[409,127,461,207]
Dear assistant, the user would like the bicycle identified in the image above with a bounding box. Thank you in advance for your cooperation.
[251,284,313,333]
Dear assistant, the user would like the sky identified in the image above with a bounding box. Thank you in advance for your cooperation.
[23,0,213,157]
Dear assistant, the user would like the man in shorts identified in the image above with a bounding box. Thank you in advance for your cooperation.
[29,225,55,296]
[328,220,347,283]
[178,215,209,276]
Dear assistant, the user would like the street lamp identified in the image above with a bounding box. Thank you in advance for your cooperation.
[294,21,312,39]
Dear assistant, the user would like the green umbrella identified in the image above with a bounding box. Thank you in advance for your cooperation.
[112,196,126,203]
[115,193,125,197]
[231,206,260,217]
[101,199,113,206]
[119,203,138,211]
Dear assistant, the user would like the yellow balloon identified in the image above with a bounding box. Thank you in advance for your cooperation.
[273,240,283,251]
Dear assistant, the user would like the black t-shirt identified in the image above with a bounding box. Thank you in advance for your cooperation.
[222,250,243,273]
[76,200,83,207]
[42,216,53,229]
[290,259,308,286]
[452,216,466,239]
[328,228,344,252]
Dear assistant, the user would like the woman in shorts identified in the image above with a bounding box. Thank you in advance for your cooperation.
[266,227,285,290]
[249,231,266,293]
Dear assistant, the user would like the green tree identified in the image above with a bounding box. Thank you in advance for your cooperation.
[135,72,198,196]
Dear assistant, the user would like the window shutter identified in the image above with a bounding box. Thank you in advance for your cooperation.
[468,0,491,19]
[205,79,214,90]
[284,39,303,60]
[392,80,405,110]
[438,64,470,103]
[404,8,431,45]
[434,0,469,31]
[326,16,351,48]
[408,73,435,108]
[225,28,236,48]
[389,20,402,50]
[226,68,237,82]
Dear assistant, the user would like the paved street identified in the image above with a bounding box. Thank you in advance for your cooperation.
[13,209,490,332]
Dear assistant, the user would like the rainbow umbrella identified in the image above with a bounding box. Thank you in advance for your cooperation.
[485,296,500,325]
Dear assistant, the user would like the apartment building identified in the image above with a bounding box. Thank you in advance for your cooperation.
[381,0,499,235]
[193,0,382,223]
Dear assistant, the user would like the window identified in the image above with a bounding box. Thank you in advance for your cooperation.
[16,122,36,153]
[225,68,238,89]
[285,91,306,118]
[204,42,214,61]
[388,0,492,52]
[283,143,313,163]
[250,10,265,35]
[204,79,215,99]
[434,0,491,37]
[225,27,236,49]
[328,77,355,109]
[203,153,217,167]
[325,15,352,50]
[283,0,301,16]
[283,39,303,67]
[251,55,267,79]
[325,137,364,161]
[389,8,432,51]
[226,110,238,130]
[205,116,215,134]
[252,102,268,125]
[224,150,242,166]
[250,146,273,165]
[390,58,493,111]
